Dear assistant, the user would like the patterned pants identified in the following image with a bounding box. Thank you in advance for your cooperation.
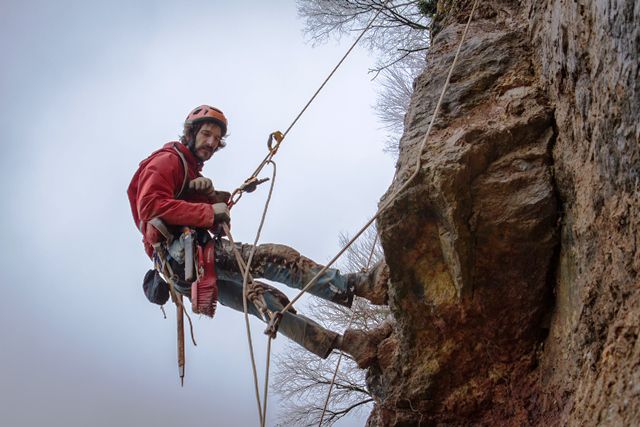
[173,238,354,358]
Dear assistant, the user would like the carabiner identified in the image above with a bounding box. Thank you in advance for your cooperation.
[267,131,284,155]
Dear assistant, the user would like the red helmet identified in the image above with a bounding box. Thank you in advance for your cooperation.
[185,105,228,136]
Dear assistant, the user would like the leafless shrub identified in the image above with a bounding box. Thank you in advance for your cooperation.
[297,0,435,155]
[273,224,389,426]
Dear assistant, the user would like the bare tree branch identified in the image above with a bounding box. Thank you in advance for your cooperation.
[275,2,436,418]
[297,0,433,157]
[273,224,389,426]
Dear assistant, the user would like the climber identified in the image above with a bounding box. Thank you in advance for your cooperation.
[127,104,390,367]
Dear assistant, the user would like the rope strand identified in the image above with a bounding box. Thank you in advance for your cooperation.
[218,161,277,426]
[218,0,486,424]
[232,1,392,204]
[319,233,379,425]
[226,4,391,425]
[276,0,479,318]
[317,2,479,421]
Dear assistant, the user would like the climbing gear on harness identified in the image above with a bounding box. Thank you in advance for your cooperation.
[153,242,197,386]
[153,243,197,345]
[185,105,228,136]
[142,269,170,305]
[145,218,220,322]
[191,238,218,317]
[182,229,196,282]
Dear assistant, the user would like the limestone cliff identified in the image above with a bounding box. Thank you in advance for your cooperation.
[367,1,639,425]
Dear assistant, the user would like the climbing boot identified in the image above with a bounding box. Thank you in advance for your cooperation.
[346,261,390,305]
[335,321,393,368]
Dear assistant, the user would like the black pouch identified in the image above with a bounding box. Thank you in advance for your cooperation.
[142,269,170,305]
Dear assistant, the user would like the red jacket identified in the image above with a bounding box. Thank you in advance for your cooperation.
[128,142,215,257]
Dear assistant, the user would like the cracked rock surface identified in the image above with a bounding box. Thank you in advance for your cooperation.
[365,0,638,425]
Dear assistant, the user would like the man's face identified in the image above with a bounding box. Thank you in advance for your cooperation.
[193,122,223,162]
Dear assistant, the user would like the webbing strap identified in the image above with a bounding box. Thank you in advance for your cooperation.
[138,218,174,245]
[148,217,174,244]
[138,145,190,242]
[172,144,190,199]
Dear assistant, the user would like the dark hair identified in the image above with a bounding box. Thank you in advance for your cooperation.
[180,121,227,151]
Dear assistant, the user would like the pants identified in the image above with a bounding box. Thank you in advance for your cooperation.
[215,240,353,306]
[172,238,353,358]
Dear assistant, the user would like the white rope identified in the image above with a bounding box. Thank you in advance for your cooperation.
[226,4,392,426]
[316,2,480,422]
[232,0,393,204]
[276,0,480,317]
[223,0,482,423]
[219,160,276,426]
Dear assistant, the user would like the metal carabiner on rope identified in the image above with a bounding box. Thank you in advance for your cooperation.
[242,176,270,193]
[228,176,271,207]
[228,131,282,208]
[267,131,284,156]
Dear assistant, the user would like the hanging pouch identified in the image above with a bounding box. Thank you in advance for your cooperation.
[142,269,170,305]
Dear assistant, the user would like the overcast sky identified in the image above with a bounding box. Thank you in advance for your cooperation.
[0,1,396,426]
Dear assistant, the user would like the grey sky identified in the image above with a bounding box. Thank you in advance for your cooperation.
[1,1,396,426]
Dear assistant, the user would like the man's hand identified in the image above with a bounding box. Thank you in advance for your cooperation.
[189,177,214,194]
[212,202,230,225]
[212,190,231,204]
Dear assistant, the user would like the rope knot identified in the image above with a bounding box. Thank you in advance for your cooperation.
[264,312,283,339]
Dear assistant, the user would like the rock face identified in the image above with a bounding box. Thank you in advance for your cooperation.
[368,0,639,425]
[526,0,640,425]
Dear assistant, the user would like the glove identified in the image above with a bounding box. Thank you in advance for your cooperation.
[212,190,231,204]
[212,202,230,225]
[189,177,215,195]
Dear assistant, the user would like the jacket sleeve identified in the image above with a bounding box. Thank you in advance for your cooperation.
[136,151,215,228]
